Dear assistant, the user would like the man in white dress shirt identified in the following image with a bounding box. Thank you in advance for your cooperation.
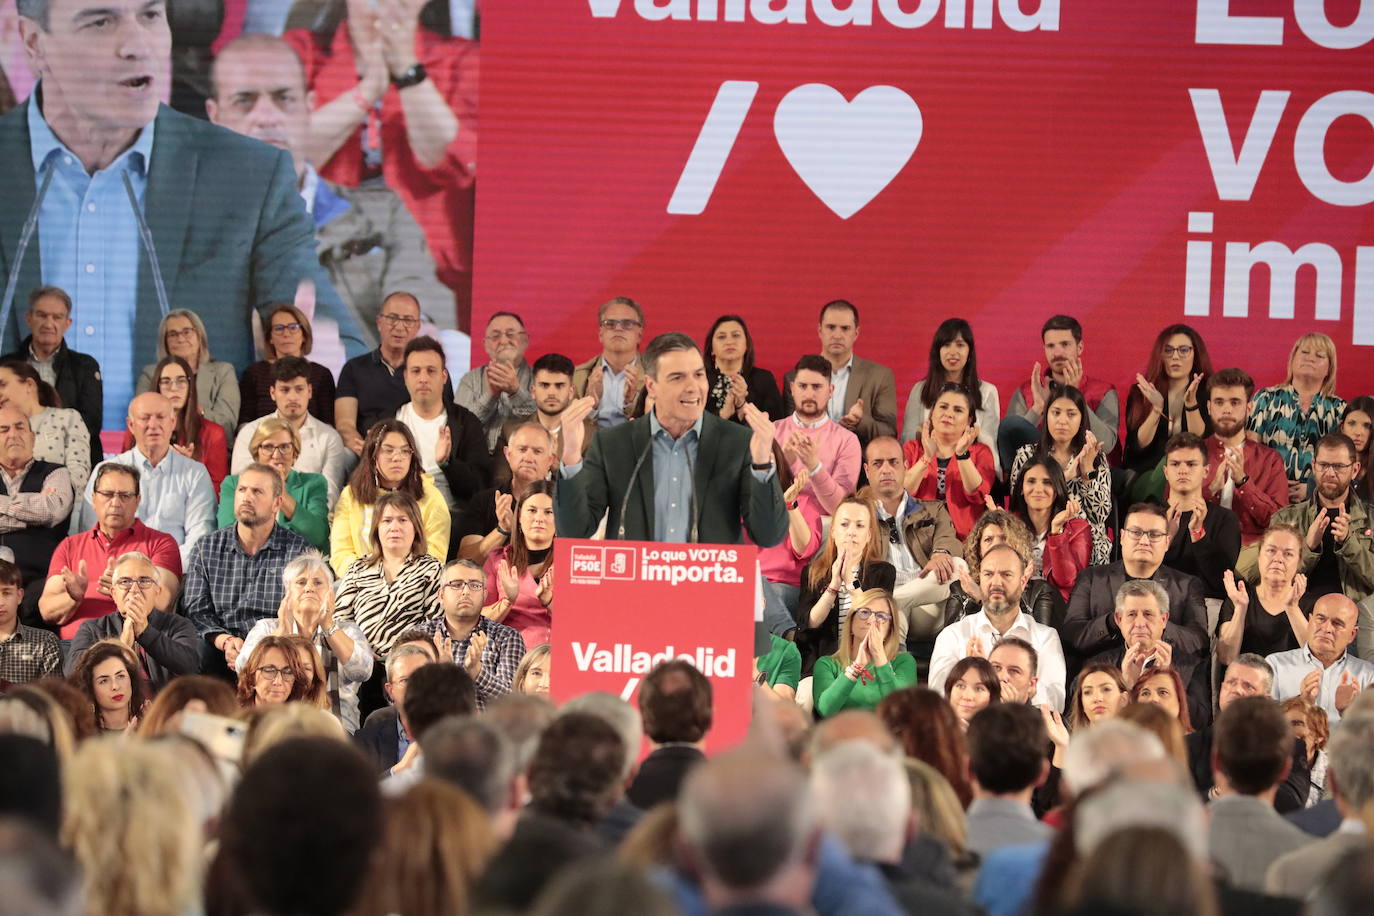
[1267,594,1374,724]
[73,394,215,566]
[232,357,354,506]
[928,543,1066,710]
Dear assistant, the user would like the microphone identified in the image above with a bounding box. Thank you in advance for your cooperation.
[0,161,56,345]
[617,435,655,540]
[121,171,170,319]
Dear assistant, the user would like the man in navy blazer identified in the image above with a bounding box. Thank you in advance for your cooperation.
[0,0,365,423]
[555,332,787,547]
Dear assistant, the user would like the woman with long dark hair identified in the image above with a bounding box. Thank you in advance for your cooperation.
[484,480,557,650]
[329,419,450,576]
[1122,324,1214,475]
[703,314,783,421]
[1007,454,1092,601]
[124,355,229,491]
[902,382,996,539]
[1008,385,1112,565]
[1340,396,1374,502]
[69,640,150,732]
[902,318,1001,470]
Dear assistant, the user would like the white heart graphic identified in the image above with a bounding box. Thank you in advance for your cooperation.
[773,84,922,219]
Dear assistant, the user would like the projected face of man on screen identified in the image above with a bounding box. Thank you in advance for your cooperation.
[19,0,169,170]
[205,37,312,181]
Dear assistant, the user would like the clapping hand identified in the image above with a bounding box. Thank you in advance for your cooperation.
[741,403,775,466]
[1050,497,1082,535]
[840,398,865,431]
[494,491,515,535]
[954,423,981,456]
[496,558,521,602]
[463,631,489,678]
[537,566,554,607]
[1029,362,1050,412]
[1222,570,1248,614]
[558,396,598,466]
[1135,374,1165,413]
[783,468,810,506]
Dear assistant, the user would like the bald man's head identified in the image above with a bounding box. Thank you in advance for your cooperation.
[127,393,175,455]
[1309,593,1360,663]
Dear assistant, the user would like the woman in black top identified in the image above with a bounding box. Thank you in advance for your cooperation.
[703,314,784,422]
[795,494,895,675]
[1218,523,1309,661]
[1122,324,1214,475]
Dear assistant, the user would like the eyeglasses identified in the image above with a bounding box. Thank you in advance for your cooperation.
[1315,461,1354,473]
[114,576,159,591]
[257,443,295,456]
[378,445,413,459]
[158,376,190,389]
[271,322,303,334]
[441,580,485,593]
[256,666,297,683]
[379,313,420,327]
[485,330,527,343]
[1123,527,1169,543]
[1162,345,1194,358]
[94,489,137,502]
[855,609,892,624]
[165,327,197,341]
[600,318,642,331]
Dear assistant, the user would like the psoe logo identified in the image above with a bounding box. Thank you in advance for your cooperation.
[569,546,605,583]
[603,547,637,580]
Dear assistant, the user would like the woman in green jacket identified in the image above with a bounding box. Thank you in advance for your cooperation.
[219,417,329,550]
[813,588,916,717]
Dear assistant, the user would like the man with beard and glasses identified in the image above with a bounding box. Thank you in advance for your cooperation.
[1238,432,1374,661]
[419,558,524,710]
[1202,369,1287,546]
[928,544,1065,710]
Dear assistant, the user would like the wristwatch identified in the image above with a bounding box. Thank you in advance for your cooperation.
[391,63,428,89]
[323,623,340,638]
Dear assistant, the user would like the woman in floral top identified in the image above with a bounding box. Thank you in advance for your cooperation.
[1248,333,1345,503]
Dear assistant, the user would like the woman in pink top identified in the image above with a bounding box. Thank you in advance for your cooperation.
[483,480,554,650]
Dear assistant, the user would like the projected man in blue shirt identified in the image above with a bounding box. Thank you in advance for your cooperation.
[0,0,366,431]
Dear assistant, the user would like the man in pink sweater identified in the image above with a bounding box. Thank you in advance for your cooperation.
[773,356,861,516]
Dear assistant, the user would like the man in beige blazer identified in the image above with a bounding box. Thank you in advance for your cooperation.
[782,300,898,450]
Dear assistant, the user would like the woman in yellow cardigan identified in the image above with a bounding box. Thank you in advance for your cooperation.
[329,420,451,577]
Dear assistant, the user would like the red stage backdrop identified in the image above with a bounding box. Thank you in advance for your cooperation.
[552,539,756,753]
[474,2,1374,408]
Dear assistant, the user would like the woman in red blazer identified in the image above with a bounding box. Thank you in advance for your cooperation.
[901,382,995,539]
[1008,454,1093,601]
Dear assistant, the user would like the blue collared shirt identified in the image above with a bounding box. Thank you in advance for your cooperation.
[29,91,154,430]
[596,357,635,428]
[649,413,703,543]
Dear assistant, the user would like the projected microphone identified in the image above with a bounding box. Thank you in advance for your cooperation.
[684,449,699,544]
[0,162,56,345]
[121,171,170,319]
[616,435,655,540]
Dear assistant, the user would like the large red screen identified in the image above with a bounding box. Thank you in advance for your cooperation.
[474,1,1374,404]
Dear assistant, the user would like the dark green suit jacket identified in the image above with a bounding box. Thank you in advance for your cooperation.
[0,98,364,377]
[556,411,788,546]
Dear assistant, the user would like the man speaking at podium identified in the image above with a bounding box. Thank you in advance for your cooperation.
[555,331,788,547]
